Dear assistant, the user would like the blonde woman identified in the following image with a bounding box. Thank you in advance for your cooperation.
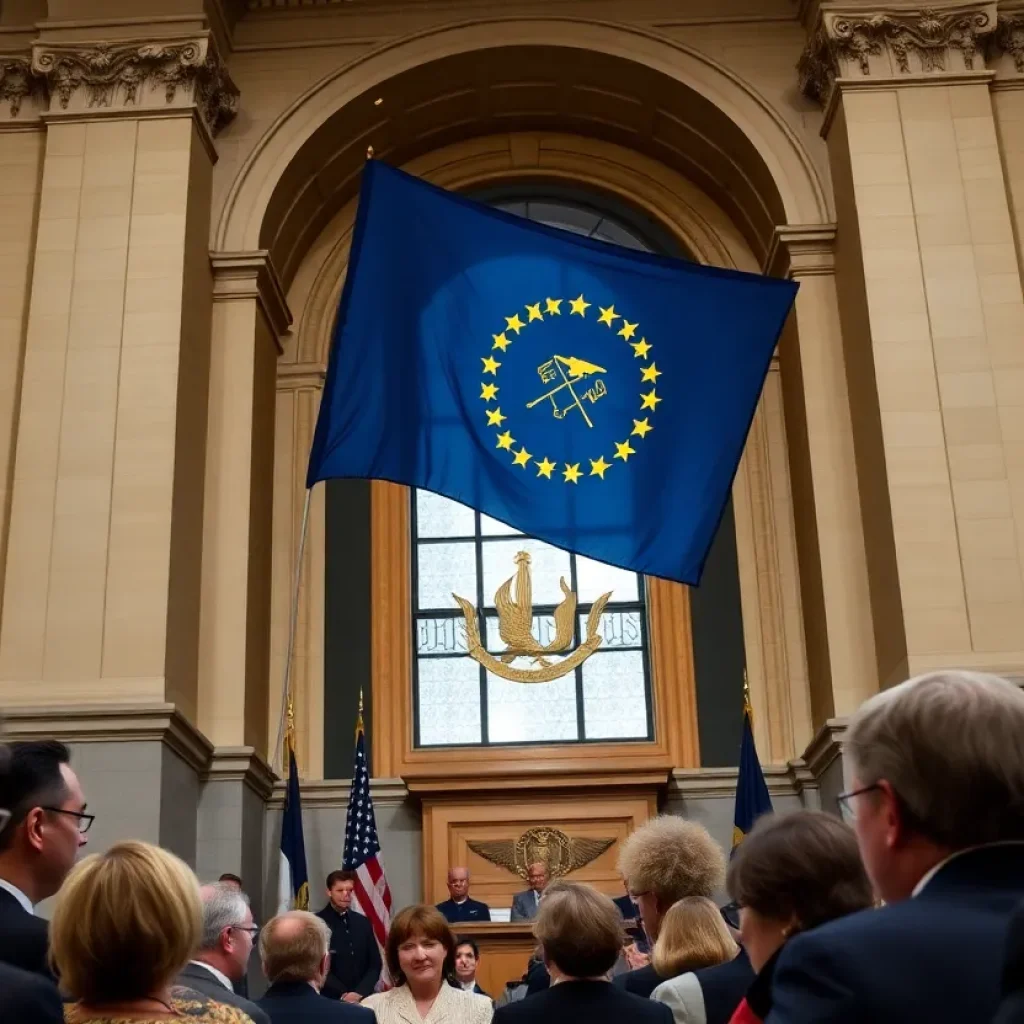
[52,840,252,1023]
[652,897,738,982]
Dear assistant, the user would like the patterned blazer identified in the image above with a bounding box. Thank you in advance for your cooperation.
[363,980,493,1024]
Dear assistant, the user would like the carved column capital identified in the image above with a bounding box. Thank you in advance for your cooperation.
[0,54,43,121]
[800,2,998,105]
[31,33,238,135]
[992,6,1024,78]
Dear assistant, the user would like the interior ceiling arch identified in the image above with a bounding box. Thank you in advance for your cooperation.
[261,44,788,289]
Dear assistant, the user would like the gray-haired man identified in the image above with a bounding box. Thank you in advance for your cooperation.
[176,881,270,1024]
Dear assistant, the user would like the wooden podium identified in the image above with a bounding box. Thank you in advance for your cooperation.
[452,921,537,999]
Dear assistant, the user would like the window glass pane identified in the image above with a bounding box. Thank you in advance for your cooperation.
[417,541,477,610]
[417,617,470,656]
[418,656,482,745]
[416,490,475,538]
[591,219,647,251]
[582,651,649,739]
[482,539,571,608]
[575,555,639,603]
[486,672,578,742]
[578,609,644,650]
[480,513,521,536]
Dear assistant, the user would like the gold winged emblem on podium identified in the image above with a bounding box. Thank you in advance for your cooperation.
[468,826,615,880]
[453,551,612,684]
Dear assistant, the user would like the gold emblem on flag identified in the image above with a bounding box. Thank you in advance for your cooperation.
[453,551,611,684]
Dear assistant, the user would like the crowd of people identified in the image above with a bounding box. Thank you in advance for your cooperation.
[2,669,1024,1023]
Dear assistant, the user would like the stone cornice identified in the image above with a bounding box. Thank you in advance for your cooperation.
[667,765,799,800]
[1,702,214,775]
[267,777,410,809]
[205,745,277,799]
[278,361,327,389]
[765,224,837,279]
[799,2,998,106]
[27,33,237,136]
[211,250,293,344]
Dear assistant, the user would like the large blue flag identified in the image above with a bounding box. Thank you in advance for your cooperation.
[732,705,773,851]
[308,161,797,583]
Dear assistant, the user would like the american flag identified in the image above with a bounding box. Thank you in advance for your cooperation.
[343,718,393,983]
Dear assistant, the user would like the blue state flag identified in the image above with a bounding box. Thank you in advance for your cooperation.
[732,706,773,851]
[308,161,797,584]
[277,742,309,913]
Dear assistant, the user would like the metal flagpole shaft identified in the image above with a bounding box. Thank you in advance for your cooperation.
[273,487,313,774]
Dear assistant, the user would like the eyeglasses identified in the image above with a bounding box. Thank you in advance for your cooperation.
[41,807,95,833]
[836,784,882,820]
[231,924,259,938]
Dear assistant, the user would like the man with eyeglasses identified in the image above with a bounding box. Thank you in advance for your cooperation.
[177,881,271,1024]
[0,739,89,979]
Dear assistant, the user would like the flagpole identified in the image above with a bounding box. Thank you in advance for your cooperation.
[743,668,753,721]
[273,487,313,775]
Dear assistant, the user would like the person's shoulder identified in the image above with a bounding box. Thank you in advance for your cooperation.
[360,990,388,1010]
[469,897,490,908]
[167,993,257,1022]
[0,963,61,1024]
[652,969,702,1005]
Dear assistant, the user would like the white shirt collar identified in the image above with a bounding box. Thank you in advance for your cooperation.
[454,897,467,905]
[460,980,476,991]
[911,841,1024,897]
[0,878,33,914]
[189,960,234,991]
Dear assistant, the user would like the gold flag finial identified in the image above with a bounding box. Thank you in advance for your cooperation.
[743,670,753,720]
[356,688,365,736]
[366,145,374,160]
[284,691,296,759]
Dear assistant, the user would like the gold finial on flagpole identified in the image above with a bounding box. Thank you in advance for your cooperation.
[356,687,365,736]
[743,669,753,720]
[366,145,375,160]
[284,691,296,760]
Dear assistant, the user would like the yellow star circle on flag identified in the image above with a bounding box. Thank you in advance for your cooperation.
[590,456,611,479]
[482,355,501,375]
[536,457,556,478]
[569,295,590,316]
[525,303,543,322]
[563,463,582,484]
[597,305,619,327]
[496,430,515,450]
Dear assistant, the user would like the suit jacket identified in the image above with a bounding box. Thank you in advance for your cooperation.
[258,979,376,1024]
[494,979,671,1024]
[613,963,662,998]
[510,890,542,922]
[176,961,271,1024]
[768,844,1024,1024]
[437,897,491,923]
[363,979,493,1024]
[0,885,51,979]
[0,961,61,1024]
[650,950,753,1024]
[996,900,1024,1024]
[317,904,382,999]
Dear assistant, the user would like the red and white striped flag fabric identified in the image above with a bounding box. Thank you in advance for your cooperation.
[343,719,393,988]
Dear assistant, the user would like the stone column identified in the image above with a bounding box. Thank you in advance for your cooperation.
[199,253,289,757]
[801,2,1024,681]
[0,34,238,720]
[0,46,45,624]
[766,226,880,722]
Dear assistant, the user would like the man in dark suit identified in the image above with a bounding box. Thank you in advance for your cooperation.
[510,861,549,922]
[0,740,89,978]
[495,881,670,1024]
[217,872,251,999]
[317,869,381,1001]
[436,866,491,923]
[175,882,269,1024]
[452,936,489,997]
[995,900,1024,1024]
[258,910,375,1023]
[0,962,62,1024]
[768,670,1024,1024]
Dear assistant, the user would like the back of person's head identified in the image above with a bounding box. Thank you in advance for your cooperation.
[846,671,1024,849]
[218,872,243,889]
[0,740,71,853]
[50,840,201,1004]
[616,815,725,908]
[260,911,332,985]
[533,880,623,979]
[385,904,456,986]
[198,882,250,949]
[651,896,738,979]
[727,810,873,933]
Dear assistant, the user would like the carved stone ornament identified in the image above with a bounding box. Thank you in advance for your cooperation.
[30,36,238,134]
[468,826,615,880]
[995,13,1024,73]
[800,3,998,104]
[0,57,36,117]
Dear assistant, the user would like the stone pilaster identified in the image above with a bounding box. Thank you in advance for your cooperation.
[799,3,1024,681]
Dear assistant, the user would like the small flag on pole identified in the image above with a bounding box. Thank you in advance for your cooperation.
[732,675,773,851]
[278,715,309,912]
[344,693,393,985]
